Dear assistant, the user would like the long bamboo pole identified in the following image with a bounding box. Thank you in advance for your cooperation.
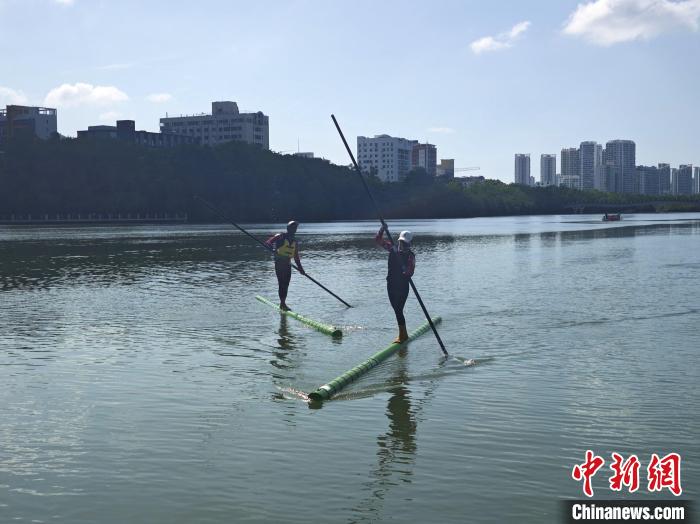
[330,115,447,354]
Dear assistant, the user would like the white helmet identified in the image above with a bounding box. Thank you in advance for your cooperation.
[398,230,413,243]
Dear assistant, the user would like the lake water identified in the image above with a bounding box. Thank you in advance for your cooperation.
[1,213,699,523]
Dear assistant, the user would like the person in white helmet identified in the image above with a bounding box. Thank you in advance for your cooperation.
[265,220,305,311]
[375,224,415,343]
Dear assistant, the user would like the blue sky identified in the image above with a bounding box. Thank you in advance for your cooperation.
[1,0,699,182]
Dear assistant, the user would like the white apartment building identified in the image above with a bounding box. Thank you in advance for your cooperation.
[159,101,269,149]
[0,105,57,142]
[514,154,531,185]
[357,135,416,182]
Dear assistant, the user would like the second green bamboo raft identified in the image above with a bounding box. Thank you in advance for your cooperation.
[255,295,343,338]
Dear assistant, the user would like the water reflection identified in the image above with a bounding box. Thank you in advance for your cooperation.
[0,235,267,291]
[538,231,560,247]
[276,316,295,351]
[269,316,300,374]
[350,349,417,523]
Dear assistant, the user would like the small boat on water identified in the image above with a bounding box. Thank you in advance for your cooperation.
[602,213,622,222]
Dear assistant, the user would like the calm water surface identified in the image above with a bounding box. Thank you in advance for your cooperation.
[1,214,699,523]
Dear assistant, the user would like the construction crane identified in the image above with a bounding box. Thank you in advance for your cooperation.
[454,167,480,173]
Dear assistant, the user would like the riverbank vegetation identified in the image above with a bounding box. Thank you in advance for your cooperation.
[1,137,699,222]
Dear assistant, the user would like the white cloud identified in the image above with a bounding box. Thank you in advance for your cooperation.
[470,36,509,54]
[44,82,129,107]
[470,21,531,54]
[428,127,455,134]
[98,111,121,122]
[563,0,700,46]
[146,93,173,103]
[53,0,75,5]
[0,86,29,106]
[508,21,531,39]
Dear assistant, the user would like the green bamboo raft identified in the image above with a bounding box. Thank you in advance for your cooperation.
[255,295,343,338]
[308,317,442,401]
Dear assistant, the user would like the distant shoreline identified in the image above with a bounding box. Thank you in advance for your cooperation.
[0,214,187,225]
[2,208,700,227]
[3,139,700,224]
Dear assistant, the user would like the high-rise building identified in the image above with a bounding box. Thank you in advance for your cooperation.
[637,165,660,196]
[694,166,700,194]
[357,134,416,182]
[671,167,678,193]
[560,147,580,188]
[436,159,455,178]
[540,154,556,186]
[514,154,531,185]
[672,165,693,195]
[658,163,671,194]
[412,143,437,176]
[601,164,618,193]
[593,143,604,190]
[603,140,636,193]
[0,105,57,143]
[579,141,602,190]
[579,141,602,189]
[159,101,269,149]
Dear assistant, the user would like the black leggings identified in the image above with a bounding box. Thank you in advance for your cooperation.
[275,261,292,301]
[387,279,409,326]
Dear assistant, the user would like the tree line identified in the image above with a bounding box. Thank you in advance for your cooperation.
[1,136,698,222]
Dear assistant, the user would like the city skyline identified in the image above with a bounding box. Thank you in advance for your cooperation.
[514,138,698,195]
[1,0,699,181]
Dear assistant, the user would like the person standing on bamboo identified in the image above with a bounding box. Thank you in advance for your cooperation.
[375,224,415,343]
[266,220,305,311]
